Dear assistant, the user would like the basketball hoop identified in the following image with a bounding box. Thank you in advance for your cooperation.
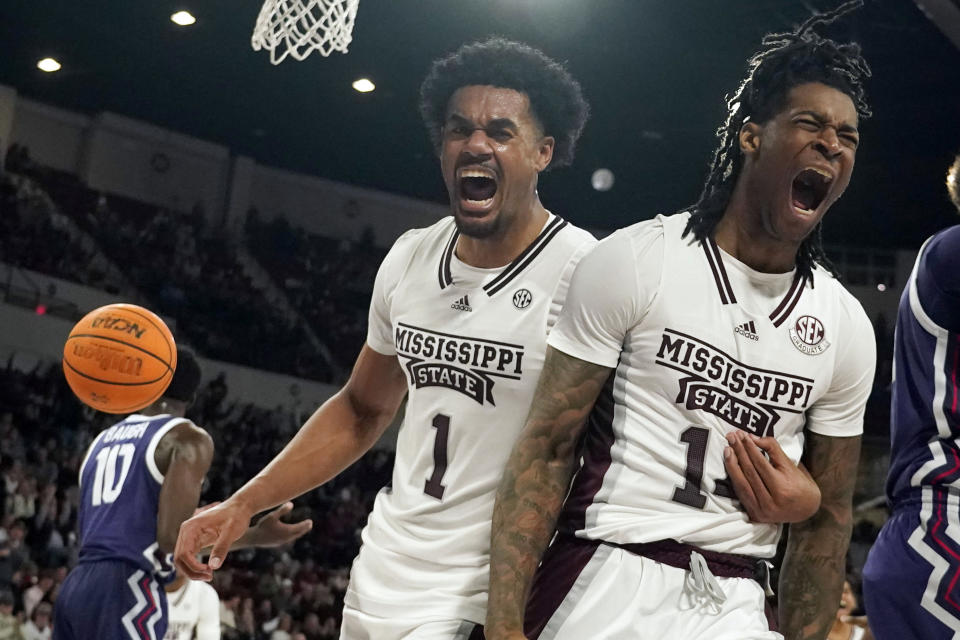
[251,0,360,64]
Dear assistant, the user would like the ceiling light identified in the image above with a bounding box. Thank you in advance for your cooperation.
[37,58,61,73]
[591,168,615,192]
[352,78,375,93]
[171,11,196,26]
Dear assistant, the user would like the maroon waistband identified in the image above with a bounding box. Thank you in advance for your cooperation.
[606,538,765,581]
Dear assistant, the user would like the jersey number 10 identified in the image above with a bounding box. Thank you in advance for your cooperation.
[91,443,136,506]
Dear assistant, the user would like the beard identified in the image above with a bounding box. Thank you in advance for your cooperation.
[452,209,505,239]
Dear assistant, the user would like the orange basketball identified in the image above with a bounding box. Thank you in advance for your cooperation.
[62,303,177,414]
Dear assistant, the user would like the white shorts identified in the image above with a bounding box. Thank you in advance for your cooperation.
[339,540,487,640]
[526,538,782,640]
[340,604,483,640]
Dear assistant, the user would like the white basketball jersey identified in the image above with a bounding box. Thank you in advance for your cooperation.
[163,580,220,640]
[353,213,594,620]
[549,212,875,558]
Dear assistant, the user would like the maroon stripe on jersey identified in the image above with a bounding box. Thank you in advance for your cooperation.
[701,239,736,305]
[557,373,617,534]
[467,624,486,640]
[769,272,805,327]
[484,216,567,296]
[438,227,459,289]
[524,536,601,640]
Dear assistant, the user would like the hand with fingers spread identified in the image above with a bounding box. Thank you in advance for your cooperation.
[723,430,821,523]
[239,501,313,548]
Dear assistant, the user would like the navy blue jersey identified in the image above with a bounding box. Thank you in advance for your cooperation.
[77,413,188,581]
[886,226,960,505]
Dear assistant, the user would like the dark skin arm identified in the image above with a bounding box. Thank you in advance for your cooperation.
[486,347,612,640]
[155,422,215,553]
[174,345,409,580]
[779,431,860,640]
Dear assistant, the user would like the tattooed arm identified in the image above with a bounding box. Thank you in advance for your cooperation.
[778,431,861,640]
[485,347,612,640]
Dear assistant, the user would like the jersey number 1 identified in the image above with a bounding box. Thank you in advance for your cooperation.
[672,426,735,509]
[91,443,135,506]
[424,414,450,500]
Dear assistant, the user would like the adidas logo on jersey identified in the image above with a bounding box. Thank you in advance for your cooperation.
[734,321,759,341]
[451,295,472,312]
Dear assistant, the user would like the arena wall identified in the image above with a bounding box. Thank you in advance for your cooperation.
[0,84,17,170]
[1,262,135,313]
[2,83,448,249]
[247,164,447,247]
[9,98,89,175]
[82,112,231,220]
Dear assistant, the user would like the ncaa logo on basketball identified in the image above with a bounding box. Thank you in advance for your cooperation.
[513,288,532,309]
[789,315,831,356]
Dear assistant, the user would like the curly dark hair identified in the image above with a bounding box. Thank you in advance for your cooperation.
[419,37,589,169]
[948,154,960,213]
[684,0,872,281]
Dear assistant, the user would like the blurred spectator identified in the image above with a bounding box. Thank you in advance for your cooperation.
[164,573,220,640]
[0,523,29,588]
[828,577,873,640]
[220,594,240,639]
[264,612,292,640]
[0,591,22,640]
[20,603,50,640]
[20,572,51,618]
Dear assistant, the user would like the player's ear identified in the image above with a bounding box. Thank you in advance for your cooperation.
[536,136,555,172]
[739,122,762,156]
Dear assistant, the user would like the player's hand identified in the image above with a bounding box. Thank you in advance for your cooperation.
[239,502,312,548]
[723,430,821,523]
[174,498,252,581]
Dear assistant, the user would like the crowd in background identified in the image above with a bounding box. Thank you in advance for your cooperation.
[244,210,382,370]
[0,173,105,293]
[1,157,333,382]
[0,360,393,639]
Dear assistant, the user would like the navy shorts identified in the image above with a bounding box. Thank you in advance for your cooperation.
[863,499,960,640]
[53,561,168,640]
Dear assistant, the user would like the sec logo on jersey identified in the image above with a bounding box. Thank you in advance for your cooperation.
[513,289,533,309]
[789,315,831,356]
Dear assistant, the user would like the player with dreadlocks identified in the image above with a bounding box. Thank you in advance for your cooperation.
[485,2,876,639]
[683,0,871,281]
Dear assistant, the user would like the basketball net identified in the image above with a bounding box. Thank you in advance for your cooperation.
[251,0,360,64]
